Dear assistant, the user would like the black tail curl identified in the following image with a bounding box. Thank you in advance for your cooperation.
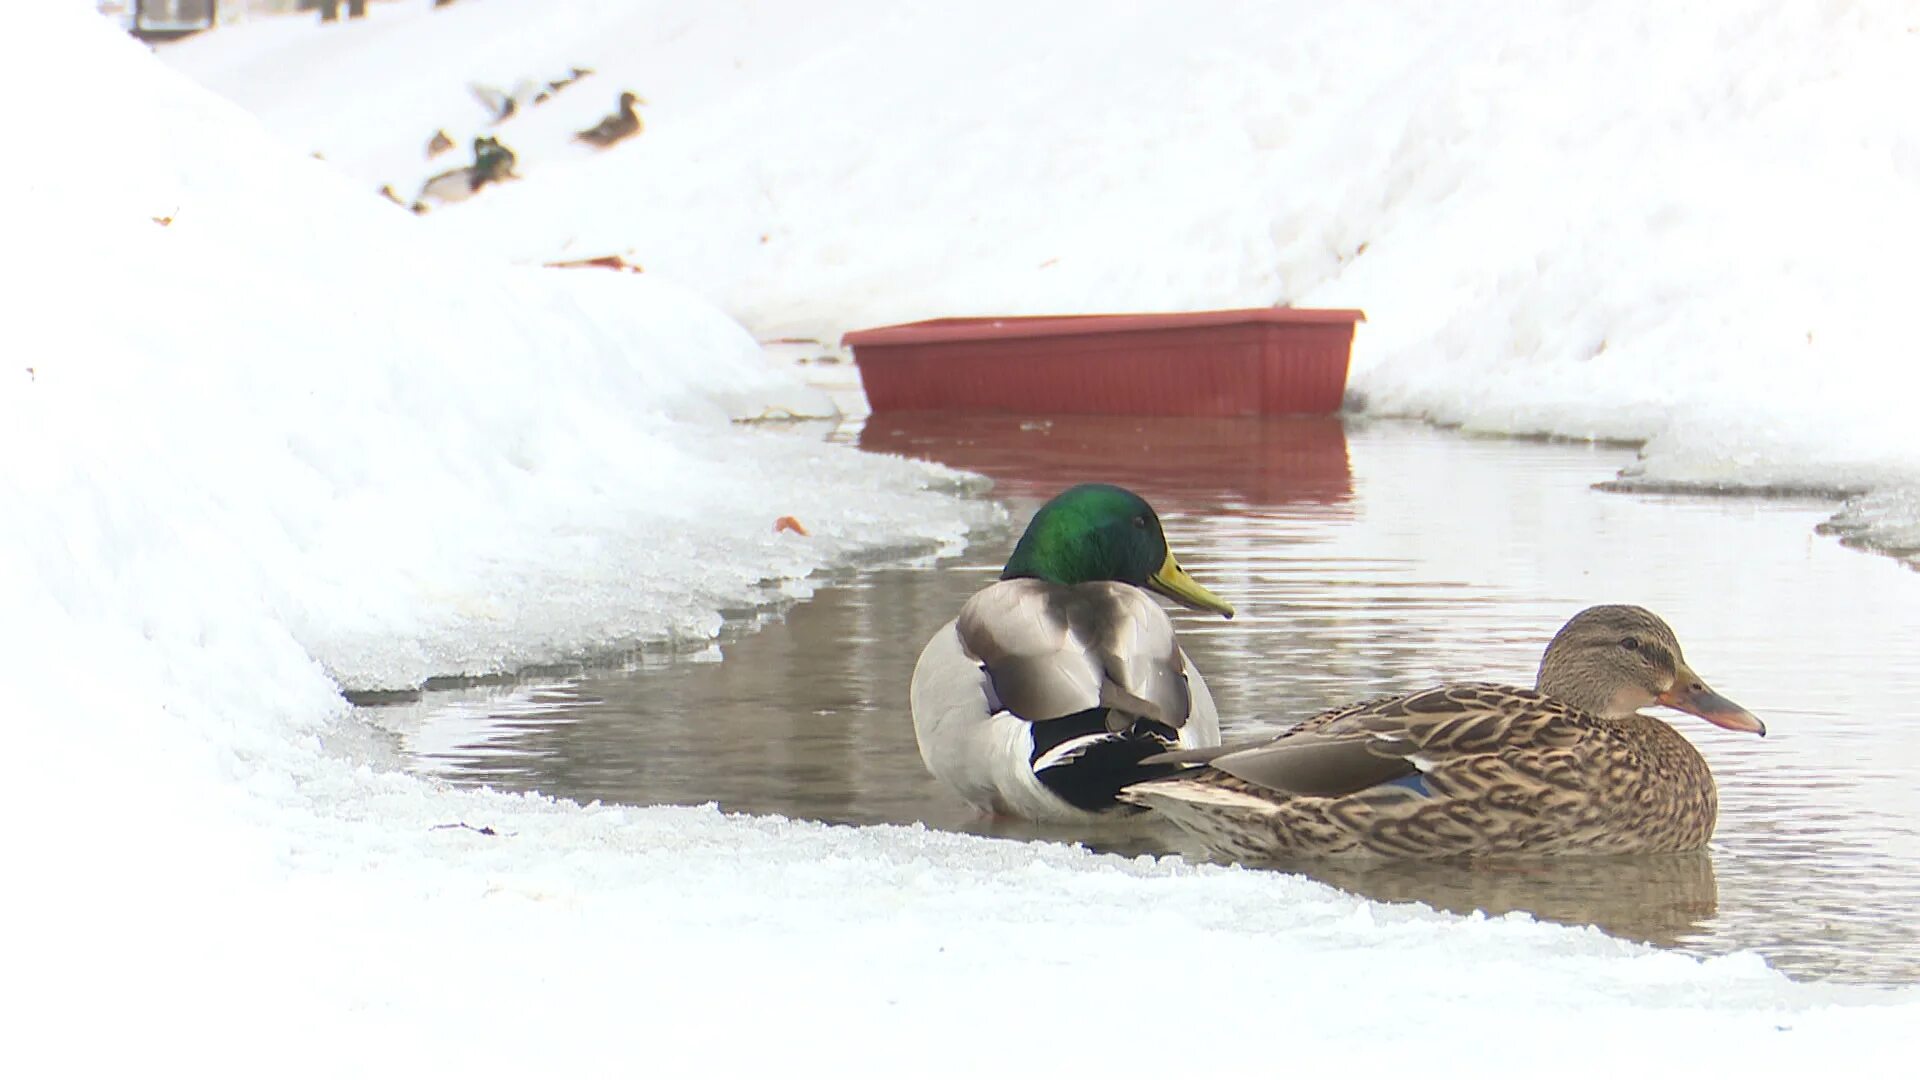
[1030,709,1189,811]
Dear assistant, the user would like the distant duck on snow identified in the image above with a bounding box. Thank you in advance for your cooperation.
[574,91,645,148]
[469,66,596,122]
[468,80,534,125]
[534,66,594,105]
[413,135,518,212]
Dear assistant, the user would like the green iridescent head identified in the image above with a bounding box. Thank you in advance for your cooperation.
[1001,483,1233,617]
[473,136,516,177]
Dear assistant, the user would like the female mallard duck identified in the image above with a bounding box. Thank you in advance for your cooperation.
[574,91,645,148]
[1122,605,1764,859]
[911,484,1235,823]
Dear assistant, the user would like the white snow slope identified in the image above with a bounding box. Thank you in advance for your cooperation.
[3,3,1915,1074]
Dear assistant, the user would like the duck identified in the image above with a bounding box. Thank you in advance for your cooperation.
[1121,605,1764,860]
[910,483,1235,823]
[534,66,594,104]
[469,80,536,125]
[414,135,518,212]
[574,91,645,148]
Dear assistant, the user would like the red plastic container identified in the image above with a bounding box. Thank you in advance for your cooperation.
[843,307,1365,416]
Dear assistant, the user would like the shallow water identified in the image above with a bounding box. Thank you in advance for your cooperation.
[380,414,1920,986]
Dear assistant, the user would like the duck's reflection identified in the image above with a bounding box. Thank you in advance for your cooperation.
[1045,823,1719,946]
[1255,852,1719,946]
[858,412,1355,511]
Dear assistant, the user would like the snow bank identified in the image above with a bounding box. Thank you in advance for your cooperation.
[5,4,1916,1072]
[166,0,1920,562]
[11,3,981,693]
[5,4,966,1063]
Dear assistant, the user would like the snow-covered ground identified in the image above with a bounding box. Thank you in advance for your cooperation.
[7,1,1918,1072]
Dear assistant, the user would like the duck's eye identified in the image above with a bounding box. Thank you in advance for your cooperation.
[1132,514,1149,529]
[1619,636,1641,652]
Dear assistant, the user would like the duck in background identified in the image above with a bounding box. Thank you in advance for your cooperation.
[574,91,645,149]
[911,484,1234,823]
[413,135,519,213]
[471,65,598,119]
[1123,605,1764,859]
[468,79,537,125]
[534,66,595,105]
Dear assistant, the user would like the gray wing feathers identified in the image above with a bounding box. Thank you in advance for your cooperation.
[1157,695,1439,797]
[1157,684,1555,799]
[1141,734,1276,767]
[956,580,1192,728]
[956,582,1105,721]
[1209,728,1419,797]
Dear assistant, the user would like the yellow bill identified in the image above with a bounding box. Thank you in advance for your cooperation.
[1148,551,1234,618]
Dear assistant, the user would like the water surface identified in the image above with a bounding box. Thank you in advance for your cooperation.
[378,414,1920,986]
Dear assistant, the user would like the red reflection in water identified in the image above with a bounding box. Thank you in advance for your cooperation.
[857,412,1354,511]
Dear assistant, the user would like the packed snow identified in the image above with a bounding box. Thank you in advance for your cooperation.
[7,1,1918,1072]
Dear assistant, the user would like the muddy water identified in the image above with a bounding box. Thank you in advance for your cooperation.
[380,414,1920,986]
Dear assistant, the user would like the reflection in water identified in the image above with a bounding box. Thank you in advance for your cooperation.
[1270,853,1718,948]
[858,412,1355,507]
[379,416,1920,987]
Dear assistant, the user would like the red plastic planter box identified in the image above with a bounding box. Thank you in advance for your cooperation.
[843,307,1365,416]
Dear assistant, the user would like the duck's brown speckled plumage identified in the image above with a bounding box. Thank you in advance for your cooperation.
[1123,606,1762,861]
[574,91,644,148]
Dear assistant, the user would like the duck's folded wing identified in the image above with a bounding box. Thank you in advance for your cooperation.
[1203,684,1584,798]
[956,579,1193,729]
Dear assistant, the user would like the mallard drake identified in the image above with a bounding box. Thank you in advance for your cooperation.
[414,136,518,211]
[1122,605,1763,859]
[574,91,645,148]
[910,484,1234,823]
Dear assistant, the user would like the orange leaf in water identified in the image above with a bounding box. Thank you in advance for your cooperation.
[774,516,809,536]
